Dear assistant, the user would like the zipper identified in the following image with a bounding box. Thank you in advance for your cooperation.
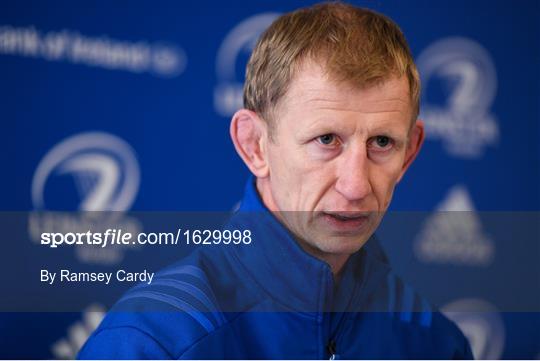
[321,266,350,360]
[324,266,362,359]
[327,339,337,360]
[321,262,352,360]
[326,313,351,360]
[321,265,334,360]
[325,246,372,359]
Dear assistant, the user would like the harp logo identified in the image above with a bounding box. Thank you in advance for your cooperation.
[32,132,139,211]
[214,13,280,117]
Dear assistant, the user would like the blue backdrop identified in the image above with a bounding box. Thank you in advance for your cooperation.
[1,0,539,358]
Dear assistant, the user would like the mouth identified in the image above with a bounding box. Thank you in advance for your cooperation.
[320,211,371,234]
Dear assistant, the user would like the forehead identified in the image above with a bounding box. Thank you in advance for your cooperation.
[276,61,413,119]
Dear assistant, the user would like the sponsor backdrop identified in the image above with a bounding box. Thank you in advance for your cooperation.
[2,0,539,359]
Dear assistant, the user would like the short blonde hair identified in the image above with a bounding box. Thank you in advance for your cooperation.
[243,2,420,132]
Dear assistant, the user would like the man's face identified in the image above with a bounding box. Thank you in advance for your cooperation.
[259,61,419,258]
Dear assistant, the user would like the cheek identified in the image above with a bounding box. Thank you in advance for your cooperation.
[266,144,304,208]
[267,143,333,211]
[370,160,404,209]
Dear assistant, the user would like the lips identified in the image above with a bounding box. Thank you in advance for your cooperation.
[320,211,371,233]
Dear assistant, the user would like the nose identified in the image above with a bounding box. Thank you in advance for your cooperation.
[334,146,373,202]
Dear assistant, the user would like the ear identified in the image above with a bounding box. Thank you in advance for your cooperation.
[397,119,425,183]
[230,109,270,178]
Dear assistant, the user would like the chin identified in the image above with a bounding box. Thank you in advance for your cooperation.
[315,235,369,255]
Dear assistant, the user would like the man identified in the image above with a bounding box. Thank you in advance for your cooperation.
[79,2,473,359]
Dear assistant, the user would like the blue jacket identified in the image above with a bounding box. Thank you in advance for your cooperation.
[78,178,473,359]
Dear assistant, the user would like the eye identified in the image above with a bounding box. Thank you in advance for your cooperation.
[371,135,393,149]
[375,136,390,148]
[317,134,339,146]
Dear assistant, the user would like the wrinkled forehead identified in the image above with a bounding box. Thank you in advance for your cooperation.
[275,60,413,120]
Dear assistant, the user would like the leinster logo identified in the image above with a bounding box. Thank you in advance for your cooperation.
[442,298,505,360]
[214,13,280,117]
[32,132,140,211]
[417,37,499,159]
[51,304,106,359]
[29,132,142,265]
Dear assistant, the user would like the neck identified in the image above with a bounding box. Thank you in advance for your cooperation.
[294,237,349,280]
[255,177,350,279]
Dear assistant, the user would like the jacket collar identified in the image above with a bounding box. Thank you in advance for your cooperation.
[228,176,376,314]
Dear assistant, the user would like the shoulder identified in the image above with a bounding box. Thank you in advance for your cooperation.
[360,255,473,359]
[78,249,243,359]
[429,311,474,359]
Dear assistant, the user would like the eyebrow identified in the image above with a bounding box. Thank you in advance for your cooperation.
[300,116,409,137]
